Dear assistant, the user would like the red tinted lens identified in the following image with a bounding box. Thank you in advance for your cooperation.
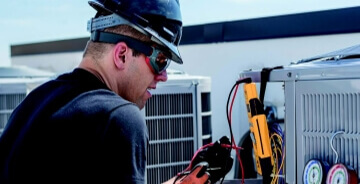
[148,48,171,74]
[155,52,169,71]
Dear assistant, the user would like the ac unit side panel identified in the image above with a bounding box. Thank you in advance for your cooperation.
[295,79,360,183]
[150,85,196,95]
[0,84,27,135]
[284,81,296,184]
[143,75,212,183]
[144,83,198,183]
[159,75,211,91]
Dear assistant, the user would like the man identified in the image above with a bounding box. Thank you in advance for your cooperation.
[0,0,209,183]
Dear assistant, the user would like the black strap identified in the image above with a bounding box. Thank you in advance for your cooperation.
[258,66,283,184]
[259,66,283,105]
[91,31,153,56]
[260,157,273,184]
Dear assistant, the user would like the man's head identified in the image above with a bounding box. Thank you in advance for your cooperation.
[87,0,183,64]
[82,0,183,109]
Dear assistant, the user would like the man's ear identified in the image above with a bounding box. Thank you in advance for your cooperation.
[113,42,128,70]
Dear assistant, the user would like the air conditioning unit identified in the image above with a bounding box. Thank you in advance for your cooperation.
[0,66,54,135]
[239,44,360,184]
[143,70,212,183]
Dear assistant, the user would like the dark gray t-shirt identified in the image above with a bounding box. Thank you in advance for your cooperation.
[0,69,148,183]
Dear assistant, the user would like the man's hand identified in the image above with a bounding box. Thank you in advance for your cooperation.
[190,136,233,183]
[175,162,210,184]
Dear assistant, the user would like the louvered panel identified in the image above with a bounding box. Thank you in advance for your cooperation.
[302,93,360,133]
[141,75,211,184]
[145,91,196,183]
[0,93,26,134]
[299,91,360,181]
[147,117,194,141]
[0,93,26,110]
[145,94,193,116]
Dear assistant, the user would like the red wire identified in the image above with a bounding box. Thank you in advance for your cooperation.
[178,143,244,176]
[220,144,243,150]
[228,84,245,184]
[228,84,239,122]
[177,83,245,184]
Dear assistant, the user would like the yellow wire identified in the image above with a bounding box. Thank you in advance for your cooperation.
[270,135,275,183]
[274,146,285,184]
[270,134,279,184]
[272,133,283,144]
[270,133,285,184]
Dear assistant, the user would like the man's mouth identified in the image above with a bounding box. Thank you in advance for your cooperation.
[147,87,156,96]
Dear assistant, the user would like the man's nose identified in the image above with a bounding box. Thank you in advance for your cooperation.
[155,70,168,82]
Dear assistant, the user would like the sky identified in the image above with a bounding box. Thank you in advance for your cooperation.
[1,0,360,67]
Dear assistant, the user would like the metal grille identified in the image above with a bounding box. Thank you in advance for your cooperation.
[145,94,193,116]
[299,92,360,179]
[145,93,196,183]
[0,93,26,134]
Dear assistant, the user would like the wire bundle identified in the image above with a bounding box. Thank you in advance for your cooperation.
[225,78,253,184]
[269,122,285,184]
[226,78,286,184]
[176,77,287,184]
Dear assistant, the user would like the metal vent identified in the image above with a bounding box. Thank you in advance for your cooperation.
[145,94,193,116]
[0,93,26,134]
[145,93,196,183]
[302,93,360,133]
[147,117,194,142]
[300,92,360,179]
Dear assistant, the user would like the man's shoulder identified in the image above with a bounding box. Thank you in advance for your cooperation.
[77,89,128,103]
[63,89,146,135]
[69,89,135,112]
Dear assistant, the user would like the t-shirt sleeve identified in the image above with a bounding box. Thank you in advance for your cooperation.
[102,103,148,183]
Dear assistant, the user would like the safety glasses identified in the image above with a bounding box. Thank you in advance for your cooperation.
[90,31,171,74]
[145,47,171,74]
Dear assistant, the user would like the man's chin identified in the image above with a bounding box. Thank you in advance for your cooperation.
[136,101,146,110]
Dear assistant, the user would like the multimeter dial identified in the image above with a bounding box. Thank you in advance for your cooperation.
[303,159,324,184]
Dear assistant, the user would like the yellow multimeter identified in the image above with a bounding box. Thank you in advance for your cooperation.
[243,82,273,184]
